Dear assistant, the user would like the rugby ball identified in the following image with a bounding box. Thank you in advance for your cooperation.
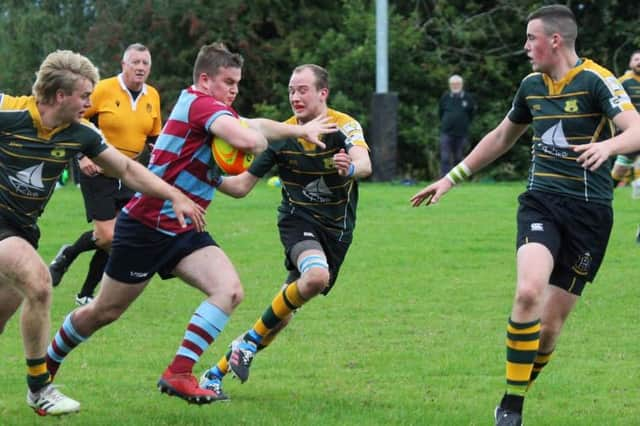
[212,119,255,175]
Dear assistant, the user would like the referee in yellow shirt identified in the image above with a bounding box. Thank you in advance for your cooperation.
[49,43,162,305]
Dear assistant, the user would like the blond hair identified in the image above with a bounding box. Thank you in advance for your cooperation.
[32,50,100,104]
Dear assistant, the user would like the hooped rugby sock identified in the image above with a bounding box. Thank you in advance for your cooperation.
[244,281,305,346]
[26,358,51,393]
[47,313,88,378]
[66,230,98,260]
[169,301,229,374]
[210,355,230,379]
[504,317,540,410]
[78,249,108,297]
[257,329,278,350]
[527,349,554,388]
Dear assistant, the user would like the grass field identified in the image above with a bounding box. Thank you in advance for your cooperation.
[0,181,639,425]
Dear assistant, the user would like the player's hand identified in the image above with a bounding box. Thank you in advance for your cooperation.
[79,156,102,177]
[172,192,207,231]
[572,141,613,171]
[333,148,353,177]
[300,115,338,149]
[410,178,454,207]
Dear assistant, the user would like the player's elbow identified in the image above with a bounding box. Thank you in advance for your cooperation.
[227,187,250,199]
[232,133,267,156]
[358,161,372,178]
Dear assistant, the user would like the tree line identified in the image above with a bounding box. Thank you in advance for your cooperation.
[1,0,638,180]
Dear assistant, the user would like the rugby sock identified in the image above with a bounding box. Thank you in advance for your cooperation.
[502,317,540,413]
[209,356,230,379]
[527,350,554,388]
[243,281,305,346]
[169,301,229,375]
[77,249,108,298]
[46,313,88,378]
[66,230,97,261]
[257,329,278,350]
[26,358,51,393]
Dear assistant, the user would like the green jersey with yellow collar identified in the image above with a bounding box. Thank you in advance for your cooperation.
[0,94,107,233]
[248,108,369,242]
[508,58,634,205]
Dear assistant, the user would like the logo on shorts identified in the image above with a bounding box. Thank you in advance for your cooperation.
[130,271,149,278]
[530,223,544,231]
[303,232,315,238]
[572,252,592,276]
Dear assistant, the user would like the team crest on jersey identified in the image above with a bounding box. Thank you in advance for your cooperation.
[147,103,152,113]
[50,148,65,158]
[564,99,579,113]
[323,158,334,170]
[572,252,592,276]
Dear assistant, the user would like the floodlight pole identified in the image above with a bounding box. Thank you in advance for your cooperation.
[370,0,398,182]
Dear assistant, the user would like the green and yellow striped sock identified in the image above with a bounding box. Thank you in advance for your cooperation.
[26,358,51,393]
[527,350,554,389]
[505,318,540,397]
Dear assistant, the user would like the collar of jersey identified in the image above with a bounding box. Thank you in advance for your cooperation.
[542,58,590,96]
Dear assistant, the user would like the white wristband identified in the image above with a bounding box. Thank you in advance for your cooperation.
[445,161,471,185]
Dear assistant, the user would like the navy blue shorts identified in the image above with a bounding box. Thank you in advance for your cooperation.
[79,173,134,222]
[516,191,612,296]
[105,213,217,284]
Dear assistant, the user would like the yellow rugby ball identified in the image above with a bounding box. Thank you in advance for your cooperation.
[212,119,255,175]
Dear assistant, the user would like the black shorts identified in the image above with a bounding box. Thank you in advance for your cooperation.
[0,214,39,248]
[79,173,135,222]
[105,213,217,284]
[278,214,351,295]
[516,191,613,296]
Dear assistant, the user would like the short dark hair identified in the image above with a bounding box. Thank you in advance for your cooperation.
[527,4,577,48]
[193,42,244,84]
[292,64,329,90]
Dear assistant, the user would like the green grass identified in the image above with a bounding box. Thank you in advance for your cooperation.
[1,181,639,425]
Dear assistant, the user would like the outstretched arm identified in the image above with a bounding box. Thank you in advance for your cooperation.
[92,146,206,231]
[245,114,337,149]
[411,116,528,207]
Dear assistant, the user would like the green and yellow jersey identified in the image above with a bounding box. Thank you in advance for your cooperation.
[248,108,369,241]
[85,75,161,158]
[613,71,640,166]
[619,71,640,110]
[0,94,107,233]
[508,58,634,204]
